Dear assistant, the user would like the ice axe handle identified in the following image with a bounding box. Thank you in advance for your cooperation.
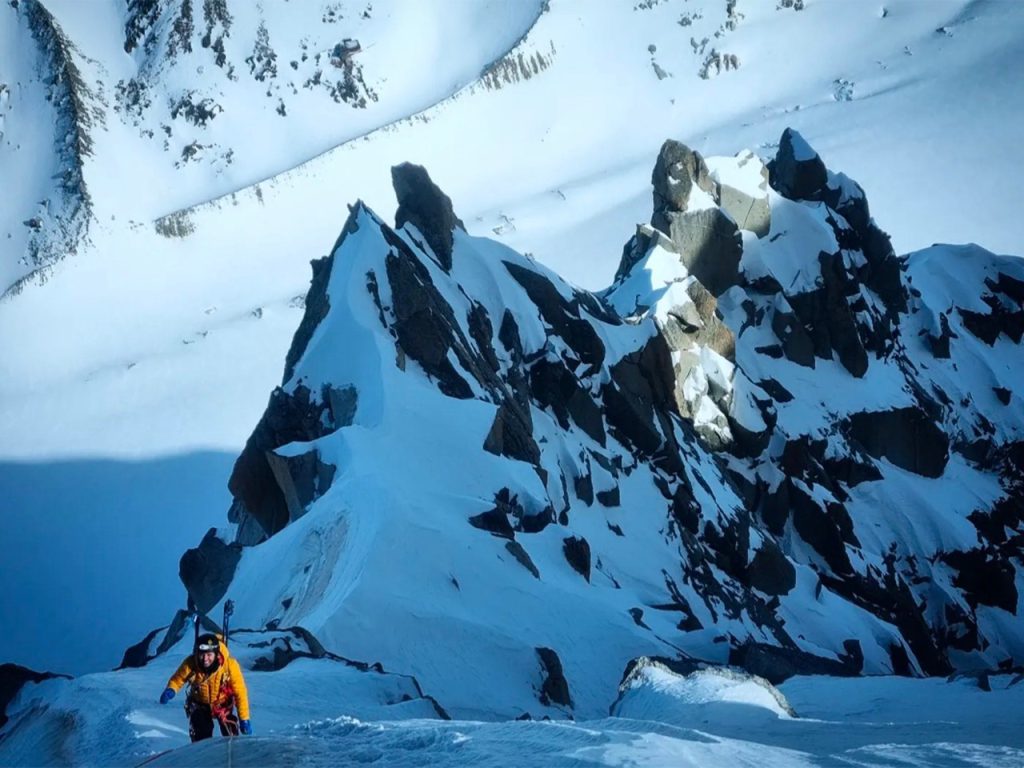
[223,599,234,645]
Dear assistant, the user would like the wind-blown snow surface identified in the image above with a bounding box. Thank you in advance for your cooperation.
[3,652,1024,767]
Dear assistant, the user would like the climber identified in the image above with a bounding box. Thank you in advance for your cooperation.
[158,633,251,742]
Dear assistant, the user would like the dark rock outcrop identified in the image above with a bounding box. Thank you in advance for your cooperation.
[785,252,869,377]
[562,535,591,581]
[469,489,553,538]
[943,548,1018,613]
[385,239,474,398]
[649,141,743,296]
[179,528,242,614]
[483,398,541,464]
[392,163,465,271]
[847,407,949,478]
[505,262,606,372]
[746,540,796,596]
[265,449,336,524]
[729,641,861,684]
[536,647,572,708]
[228,384,333,538]
[117,625,166,670]
[505,540,541,579]
[768,127,827,201]
[771,301,815,368]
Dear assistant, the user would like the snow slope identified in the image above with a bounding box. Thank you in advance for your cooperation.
[3,650,1024,767]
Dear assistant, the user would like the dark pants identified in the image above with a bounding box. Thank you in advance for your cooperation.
[187,701,239,742]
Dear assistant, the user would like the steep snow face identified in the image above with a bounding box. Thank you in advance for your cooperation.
[0,0,542,295]
[6,0,1023,297]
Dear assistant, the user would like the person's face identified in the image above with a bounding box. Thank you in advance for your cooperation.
[199,650,216,668]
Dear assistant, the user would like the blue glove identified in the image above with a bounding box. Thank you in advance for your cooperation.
[159,687,175,704]
[239,719,252,735]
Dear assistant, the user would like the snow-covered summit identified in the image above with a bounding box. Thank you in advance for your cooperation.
[146,132,1023,726]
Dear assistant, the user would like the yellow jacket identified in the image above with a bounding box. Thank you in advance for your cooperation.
[166,638,250,720]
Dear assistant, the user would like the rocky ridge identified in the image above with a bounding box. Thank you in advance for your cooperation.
[180,129,1023,715]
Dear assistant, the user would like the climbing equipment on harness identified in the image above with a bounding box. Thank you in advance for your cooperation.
[184,597,241,739]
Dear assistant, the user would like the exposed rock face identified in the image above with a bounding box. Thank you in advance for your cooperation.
[266,449,336,523]
[660,206,742,299]
[771,297,815,368]
[652,140,718,214]
[562,535,592,581]
[713,150,771,237]
[605,128,1024,678]
[483,399,541,464]
[283,253,334,384]
[536,647,572,708]
[179,528,242,614]
[746,540,796,596]
[786,252,869,377]
[768,127,827,200]
[392,163,465,272]
[847,407,949,478]
[227,384,336,539]
[729,641,862,684]
[650,141,743,297]
[607,146,778,455]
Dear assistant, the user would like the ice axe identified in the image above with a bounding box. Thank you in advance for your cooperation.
[223,599,235,647]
